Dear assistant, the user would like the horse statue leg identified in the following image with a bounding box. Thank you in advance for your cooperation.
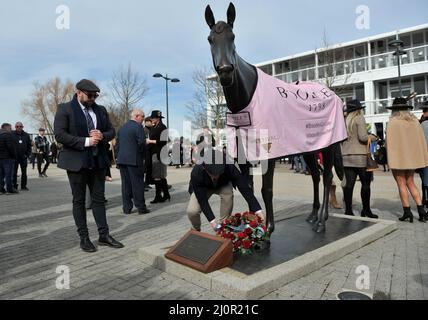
[262,159,276,234]
[314,146,334,233]
[303,154,321,224]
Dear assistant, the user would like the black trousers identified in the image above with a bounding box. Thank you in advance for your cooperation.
[343,167,372,214]
[13,157,28,189]
[37,153,50,174]
[120,165,146,213]
[67,168,109,239]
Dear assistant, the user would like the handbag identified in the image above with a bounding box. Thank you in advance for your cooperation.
[366,136,378,172]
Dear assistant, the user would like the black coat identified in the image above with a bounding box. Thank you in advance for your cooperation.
[116,120,146,167]
[189,164,262,222]
[0,130,17,160]
[34,135,50,154]
[148,121,167,160]
[12,130,31,159]
[54,94,115,172]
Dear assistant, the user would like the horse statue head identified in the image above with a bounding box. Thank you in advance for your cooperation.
[205,3,237,87]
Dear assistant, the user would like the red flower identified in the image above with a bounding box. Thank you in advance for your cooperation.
[238,232,246,239]
[234,240,242,249]
[224,219,231,225]
[245,227,253,235]
[243,240,252,249]
[250,220,258,228]
[234,213,241,219]
[228,233,235,239]
[262,225,267,232]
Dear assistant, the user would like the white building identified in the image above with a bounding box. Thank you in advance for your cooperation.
[207,23,428,142]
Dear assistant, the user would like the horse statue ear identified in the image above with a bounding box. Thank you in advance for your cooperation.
[227,2,236,28]
[205,5,215,29]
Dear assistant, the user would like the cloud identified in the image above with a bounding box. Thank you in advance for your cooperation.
[0,0,427,133]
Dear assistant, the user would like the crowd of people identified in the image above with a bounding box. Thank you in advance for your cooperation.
[0,123,57,195]
[3,77,428,253]
[279,98,428,223]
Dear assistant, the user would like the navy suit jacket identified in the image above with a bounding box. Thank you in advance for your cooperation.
[54,94,115,172]
[116,120,146,167]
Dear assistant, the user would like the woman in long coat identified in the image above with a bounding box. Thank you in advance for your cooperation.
[386,97,428,223]
[342,100,378,218]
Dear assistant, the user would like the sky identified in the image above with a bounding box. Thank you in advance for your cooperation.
[1,0,427,135]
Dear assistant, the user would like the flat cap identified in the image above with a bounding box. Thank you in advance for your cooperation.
[76,79,100,93]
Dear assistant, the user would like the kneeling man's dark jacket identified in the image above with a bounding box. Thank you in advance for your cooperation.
[189,164,262,222]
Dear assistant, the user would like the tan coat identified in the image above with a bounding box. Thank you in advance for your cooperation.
[342,114,369,168]
[386,117,428,170]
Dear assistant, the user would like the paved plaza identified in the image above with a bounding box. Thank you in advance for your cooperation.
[0,164,427,300]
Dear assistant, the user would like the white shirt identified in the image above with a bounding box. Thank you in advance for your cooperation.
[78,100,97,148]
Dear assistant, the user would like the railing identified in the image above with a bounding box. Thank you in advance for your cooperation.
[363,94,428,115]
[272,44,428,82]
[370,44,428,70]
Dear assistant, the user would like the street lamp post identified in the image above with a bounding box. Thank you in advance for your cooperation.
[153,73,180,129]
[388,38,407,97]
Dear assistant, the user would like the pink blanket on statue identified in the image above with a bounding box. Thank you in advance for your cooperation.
[226,68,347,161]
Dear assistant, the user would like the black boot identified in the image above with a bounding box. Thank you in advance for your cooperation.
[150,181,163,204]
[361,209,378,219]
[160,179,171,202]
[417,205,427,223]
[399,207,413,223]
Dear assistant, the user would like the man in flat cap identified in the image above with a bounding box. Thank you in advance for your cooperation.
[54,79,124,252]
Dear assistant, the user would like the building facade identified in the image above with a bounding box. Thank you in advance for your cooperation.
[208,23,428,143]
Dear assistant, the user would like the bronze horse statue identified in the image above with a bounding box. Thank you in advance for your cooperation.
[205,2,345,234]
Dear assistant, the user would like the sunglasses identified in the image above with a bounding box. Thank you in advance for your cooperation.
[82,91,99,99]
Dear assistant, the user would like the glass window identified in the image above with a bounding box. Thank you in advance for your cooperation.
[376,40,386,54]
[308,68,315,80]
[335,62,344,76]
[413,31,424,46]
[274,62,283,75]
[413,47,425,63]
[387,36,397,52]
[378,81,388,99]
[355,44,366,57]
[355,58,367,72]
[334,48,344,62]
[414,76,426,95]
[318,52,326,65]
[355,84,365,101]
[299,55,315,69]
[400,33,411,49]
[345,47,354,60]
[291,71,299,82]
[318,66,325,79]
[290,59,298,71]
[260,64,273,75]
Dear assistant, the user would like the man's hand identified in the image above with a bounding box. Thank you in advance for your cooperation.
[255,210,266,224]
[88,136,100,147]
[210,219,218,230]
[90,130,103,141]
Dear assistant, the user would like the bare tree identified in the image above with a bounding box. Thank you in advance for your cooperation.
[186,66,227,140]
[21,78,74,137]
[316,30,353,94]
[110,63,149,124]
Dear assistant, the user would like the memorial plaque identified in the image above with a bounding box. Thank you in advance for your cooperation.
[165,230,233,274]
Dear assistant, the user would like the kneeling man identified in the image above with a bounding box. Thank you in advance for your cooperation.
[187,149,264,231]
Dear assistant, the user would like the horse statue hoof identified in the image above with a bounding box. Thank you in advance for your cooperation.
[314,223,326,233]
[306,213,318,224]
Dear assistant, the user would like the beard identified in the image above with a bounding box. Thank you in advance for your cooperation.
[82,100,94,108]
